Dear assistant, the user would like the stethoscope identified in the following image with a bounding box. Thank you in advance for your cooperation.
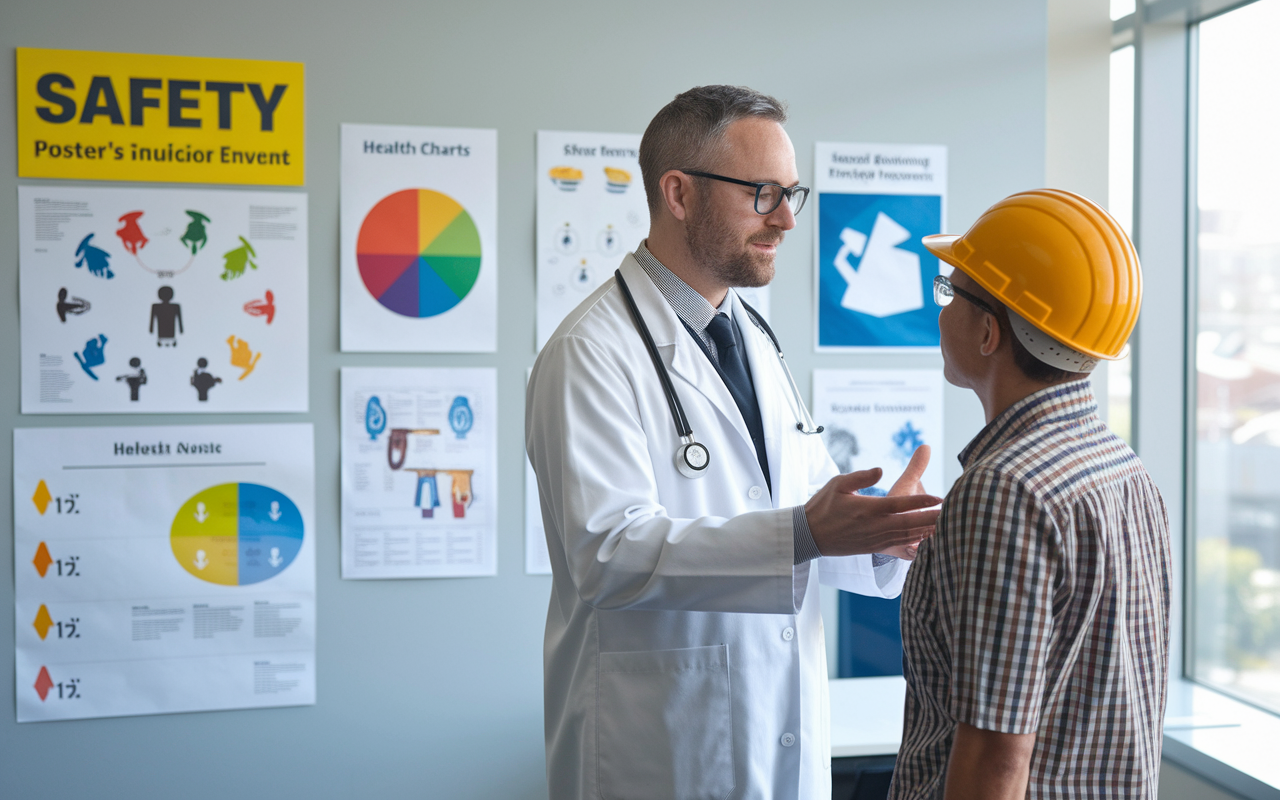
[615,269,823,480]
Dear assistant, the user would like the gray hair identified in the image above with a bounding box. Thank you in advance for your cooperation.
[639,85,788,212]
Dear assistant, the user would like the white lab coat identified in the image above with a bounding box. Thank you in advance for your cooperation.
[526,253,909,800]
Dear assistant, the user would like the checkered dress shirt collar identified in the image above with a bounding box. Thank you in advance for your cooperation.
[632,240,727,362]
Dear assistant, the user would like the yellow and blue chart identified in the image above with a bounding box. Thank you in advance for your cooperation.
[171,483,303,585]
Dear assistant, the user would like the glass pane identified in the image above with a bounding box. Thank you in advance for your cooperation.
[1111,0,1136,21]
[1194,0,1280,713]
[1108,45,1135,446]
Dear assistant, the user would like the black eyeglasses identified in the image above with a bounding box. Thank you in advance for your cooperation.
[933,274,998,316]
[682,170,810,216]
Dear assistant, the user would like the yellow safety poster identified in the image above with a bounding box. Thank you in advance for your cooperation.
[15,48,305,185]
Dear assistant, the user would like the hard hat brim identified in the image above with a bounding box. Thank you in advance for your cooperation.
[920,233,1129,362]
[922,234,964,271]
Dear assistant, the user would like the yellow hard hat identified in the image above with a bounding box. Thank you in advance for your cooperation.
[923,188,1141,361]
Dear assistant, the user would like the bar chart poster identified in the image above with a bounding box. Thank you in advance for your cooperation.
[340,367,497,579]
[13,423,316,722]
[340,124,497,352]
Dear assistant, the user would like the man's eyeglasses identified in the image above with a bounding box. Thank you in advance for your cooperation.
[682,170,810,216]
[933,274,998,317]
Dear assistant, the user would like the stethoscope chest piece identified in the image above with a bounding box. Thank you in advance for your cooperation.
[676,438,710,479]
[614,266,822,482]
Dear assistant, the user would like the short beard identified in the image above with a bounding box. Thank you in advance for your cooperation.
[684,198,780,288]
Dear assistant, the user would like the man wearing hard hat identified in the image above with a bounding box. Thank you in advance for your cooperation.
[889,190,1173,800]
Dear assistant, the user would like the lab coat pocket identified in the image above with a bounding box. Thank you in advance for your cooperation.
[597,644,735,800]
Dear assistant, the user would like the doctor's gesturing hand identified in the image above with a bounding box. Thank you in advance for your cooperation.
[804,445,940,559]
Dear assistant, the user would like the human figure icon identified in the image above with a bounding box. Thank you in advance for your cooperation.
[179,210,211,255]
[116,211,149,254]
[116,357,147,401]
[243,289,276,324]
[226,335,261,380]
[74,233,113,279]
[73,334,108,380]
[56,288,90,322]
[191,357,222,401]
[149,286,184,347]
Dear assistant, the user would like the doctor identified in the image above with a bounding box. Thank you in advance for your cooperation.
[526,85,941,800]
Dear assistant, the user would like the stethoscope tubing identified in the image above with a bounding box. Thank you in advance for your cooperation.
[614,268,823,453]
[615,269,695,439]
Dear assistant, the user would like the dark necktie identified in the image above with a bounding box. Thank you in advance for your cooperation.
[705,313,770,494]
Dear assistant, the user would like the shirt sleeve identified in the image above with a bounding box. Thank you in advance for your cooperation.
[946,468,1058,735]
[792,505,823,564]
[792,504,898,568]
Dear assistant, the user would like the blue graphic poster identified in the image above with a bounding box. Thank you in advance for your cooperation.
[813,141,947,350]
[818,193,943,348]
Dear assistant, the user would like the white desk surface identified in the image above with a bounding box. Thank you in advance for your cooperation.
[829,675,1280,798]
[829,676,906,758]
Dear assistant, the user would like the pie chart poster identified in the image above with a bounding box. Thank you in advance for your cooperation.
[13,423,315,722]
[340,123,497,352]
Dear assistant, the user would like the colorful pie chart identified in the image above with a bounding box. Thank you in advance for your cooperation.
[171,483,303,585]
[357,188,482,318]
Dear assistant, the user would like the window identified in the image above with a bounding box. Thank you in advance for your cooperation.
[1109,44,1135,445]
[1192,0,1280,713]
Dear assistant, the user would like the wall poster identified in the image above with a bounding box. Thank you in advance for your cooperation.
[814,142,947,350]
[811,369,945,497]
[341,367,497,579]
[14,423,316,722]
[18,184,309,414]
[340,124,497,352]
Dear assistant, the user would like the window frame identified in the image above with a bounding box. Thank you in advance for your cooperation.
[1119,2,1280,796]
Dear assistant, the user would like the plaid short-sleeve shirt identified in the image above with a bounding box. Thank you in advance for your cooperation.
[891,380,1172,800]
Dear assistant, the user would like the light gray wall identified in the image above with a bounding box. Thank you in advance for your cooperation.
[0,1,1046,797]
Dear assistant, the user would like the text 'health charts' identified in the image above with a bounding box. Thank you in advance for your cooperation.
[13,424,316,722]
[341,368,497,579]
[18,185,309,413]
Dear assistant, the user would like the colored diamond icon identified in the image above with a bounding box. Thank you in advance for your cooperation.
[33,605,54,640]
[34,667,54,701]
[32,480,52,515]
[33,542,53,577]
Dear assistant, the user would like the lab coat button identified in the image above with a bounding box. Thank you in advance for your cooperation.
[748,485,763,500]
[780,733,796,747]
[782,627,794,641]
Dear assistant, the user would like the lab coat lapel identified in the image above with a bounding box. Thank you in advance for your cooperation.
[616,255,756,455]
[731,291,786,506]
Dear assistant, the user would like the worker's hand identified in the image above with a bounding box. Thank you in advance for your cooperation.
[805,447,940,558]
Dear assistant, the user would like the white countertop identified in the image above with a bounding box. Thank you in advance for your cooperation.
[829,676,906,758]
[829,675,1280,799]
